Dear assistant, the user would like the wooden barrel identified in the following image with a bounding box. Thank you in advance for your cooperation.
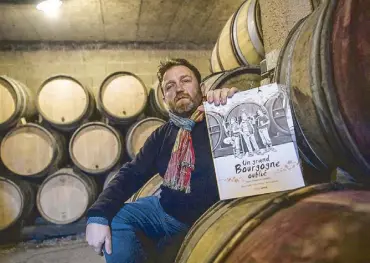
[311,0,321,9]
[211,0,265,72]
[102,168,135,204]
[216,15,239,71]
[69,122,123,174]
[175,182,370,263]
[201,72,224,96]
[104,172,162,204]
[36,75,95,132]
[131,174,162,202]
[97,72,148,124]
[0,123,65,178]
[330,0,370,171]
[274,0,370,181]
[36,168,97,224]
[103,168,120,190]
[0,76,36,131]
[0,175,35,231]
[126,117,166,160]
[202,67,261,96]
[147,81,169,120]
[210,46,222,73]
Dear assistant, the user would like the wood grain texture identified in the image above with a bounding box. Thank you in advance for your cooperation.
[70,122,122,174]
[1,125,54,176]
[37,168,97,224]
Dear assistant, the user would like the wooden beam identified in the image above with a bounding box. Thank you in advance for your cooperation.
[0,40,214,51]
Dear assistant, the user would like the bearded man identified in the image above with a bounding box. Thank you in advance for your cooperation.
[86,58,239,263]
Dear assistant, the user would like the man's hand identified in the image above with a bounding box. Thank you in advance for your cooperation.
[86,223,112,255]
[198,87,239,112]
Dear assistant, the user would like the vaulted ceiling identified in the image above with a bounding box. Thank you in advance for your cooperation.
[0,0,245,44]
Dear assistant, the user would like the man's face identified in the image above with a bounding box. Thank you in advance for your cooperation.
[241,113,248,121]
[231,118,236,124]
[162,65,202,117]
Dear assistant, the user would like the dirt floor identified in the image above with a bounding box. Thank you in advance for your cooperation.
[0,234,105,263]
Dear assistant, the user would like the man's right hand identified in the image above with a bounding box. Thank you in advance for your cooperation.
[86,223,112,255]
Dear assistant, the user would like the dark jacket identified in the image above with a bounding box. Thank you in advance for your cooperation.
[86,119,220,226]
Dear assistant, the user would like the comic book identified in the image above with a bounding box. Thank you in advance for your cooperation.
[204,83,305,200]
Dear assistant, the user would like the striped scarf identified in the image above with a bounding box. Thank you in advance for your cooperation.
[163,110,204,193]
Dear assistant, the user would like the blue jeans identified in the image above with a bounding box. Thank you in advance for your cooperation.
[104,196,189,263]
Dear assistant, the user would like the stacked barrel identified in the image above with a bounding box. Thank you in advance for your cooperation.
[0,72,166,233]
[1,3,370,261]
[209,0,264,72]
[208,0,370,183]
[274,0,370,183]
[176,1,370,261]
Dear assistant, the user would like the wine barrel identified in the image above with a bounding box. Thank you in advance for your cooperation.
[131,174,162,202]
[0,76,36,131]
[176,182,370,263]
[69,122,123,174]
[311,0,321,9]
[210,46,222,73]
[36,75,95,132]
[97,72,148,124]
[0,176,35,231]
[0,123,65,178]
[36,168,97,224]
[330,0,370,170]
[126,117,166,160]
[104,172,162,204]
[211,0,265,72]
[103,168,120,190]
[202,67,261,96]
[274,0,370,181]
[201,72,224,96]
[102,168,132,204]
[147,81,169,120]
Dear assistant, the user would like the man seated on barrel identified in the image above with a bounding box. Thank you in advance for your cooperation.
[86,58,239,263]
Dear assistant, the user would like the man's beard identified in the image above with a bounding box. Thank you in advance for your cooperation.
[169,92,202,118]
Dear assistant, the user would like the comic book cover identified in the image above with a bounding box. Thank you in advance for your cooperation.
[204,83,305,200]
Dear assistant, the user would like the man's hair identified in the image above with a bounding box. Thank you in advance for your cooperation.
[157,58,202,91]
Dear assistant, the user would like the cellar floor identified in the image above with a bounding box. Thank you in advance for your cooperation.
[0,234,104,263]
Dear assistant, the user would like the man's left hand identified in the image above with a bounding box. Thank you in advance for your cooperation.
[198,87,239,112]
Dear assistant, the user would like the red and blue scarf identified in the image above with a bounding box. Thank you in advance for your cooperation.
[163,110,204,193]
